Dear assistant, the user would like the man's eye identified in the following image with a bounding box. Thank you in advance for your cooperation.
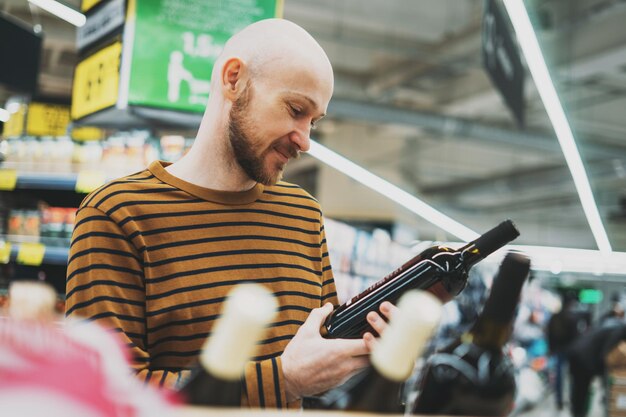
[289,105,303,116]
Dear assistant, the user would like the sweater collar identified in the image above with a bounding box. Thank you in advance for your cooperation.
[149,160,264,205]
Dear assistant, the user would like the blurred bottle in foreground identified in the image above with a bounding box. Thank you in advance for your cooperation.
[412,251,531,416]
[179,284,277,407]
[313,290,442,413]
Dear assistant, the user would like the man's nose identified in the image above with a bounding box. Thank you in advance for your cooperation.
[289,126,311,153]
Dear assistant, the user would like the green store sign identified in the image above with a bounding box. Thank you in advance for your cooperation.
[127,0,283,113]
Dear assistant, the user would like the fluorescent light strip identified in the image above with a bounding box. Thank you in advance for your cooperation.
[440,242,626,276]
[502,0,612,254]
[0,108,9,123]
[308,140,479,242]
[28,0,86,27]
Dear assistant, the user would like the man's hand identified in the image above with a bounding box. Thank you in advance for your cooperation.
[363,301,399,351]
[281,303,370,402]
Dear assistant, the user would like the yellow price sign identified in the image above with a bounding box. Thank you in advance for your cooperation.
[82,0,104,12]
[71,41,122,120]
[0,241,12,264]
[76,170,106,193]
[0,169,17,191]
[17,243,46,266]
[26,102,71,137]
[71,126,104,141]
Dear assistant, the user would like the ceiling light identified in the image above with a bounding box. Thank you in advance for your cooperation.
[308,139,479,242]
[28,0,86,27]
[502,0,612,254]
[0,108,10,123]
[493,245,625,275]
[432,241,626,275]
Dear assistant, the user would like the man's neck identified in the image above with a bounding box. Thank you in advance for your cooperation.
[165,137,257,192]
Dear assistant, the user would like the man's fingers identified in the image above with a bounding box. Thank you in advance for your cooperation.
[301,303,334,331]
[367,311,387,337]
[363,332,377,352]
[332,337,370,357]
[380,301,398,320]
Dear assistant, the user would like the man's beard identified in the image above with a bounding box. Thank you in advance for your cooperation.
[228,84,292,186]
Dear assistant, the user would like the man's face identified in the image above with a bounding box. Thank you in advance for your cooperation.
[228,83,299,185]
[227,62,333,186]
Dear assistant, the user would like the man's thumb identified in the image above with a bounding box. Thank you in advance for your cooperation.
[303,303,334,330]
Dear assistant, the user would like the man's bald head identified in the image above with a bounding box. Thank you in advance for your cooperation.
[191,19,333,187]
[211,19,333,94]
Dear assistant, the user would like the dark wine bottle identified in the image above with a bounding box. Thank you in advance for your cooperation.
[411,251,531,416]
[179,284,277,406]
[321,220,520,339]
[312,290,443,413]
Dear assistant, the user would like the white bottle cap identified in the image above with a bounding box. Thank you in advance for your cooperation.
[8,281,57,321]
[371,290,442,382]
[200,284,277,380]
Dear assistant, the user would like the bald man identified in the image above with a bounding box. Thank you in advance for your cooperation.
[66,19,393,408]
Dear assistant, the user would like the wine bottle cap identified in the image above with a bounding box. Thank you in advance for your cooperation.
[8,280,57,322]
[472,220,520,258]
[201,284,277,380]
[371,290,442,382]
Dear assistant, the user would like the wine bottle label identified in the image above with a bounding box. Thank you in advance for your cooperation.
[201,284,277,380]
[371,290,442,382]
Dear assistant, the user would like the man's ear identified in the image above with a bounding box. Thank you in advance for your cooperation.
[221,57,247,101]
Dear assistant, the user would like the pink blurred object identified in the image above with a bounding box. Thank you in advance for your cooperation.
[0,318,176,417]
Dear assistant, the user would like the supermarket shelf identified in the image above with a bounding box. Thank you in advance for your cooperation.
[0,168,113,193]
[15,173,79,190]
[8,243,69,265]
[73,104,203,129]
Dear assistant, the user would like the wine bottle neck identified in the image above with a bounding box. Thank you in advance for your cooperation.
[462,251,530,351]
[457,242,485,270]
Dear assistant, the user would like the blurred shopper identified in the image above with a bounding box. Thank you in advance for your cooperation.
[599,294,625,328]
[65,19,396,408]
[567,322,626,417]
[546,292,592,410]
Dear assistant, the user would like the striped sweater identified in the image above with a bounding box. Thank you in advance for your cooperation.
[65,160,338,408]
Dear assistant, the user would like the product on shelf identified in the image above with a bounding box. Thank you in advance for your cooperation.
[2,130,163,175]
[7,209,40,240]
[321,220,520,339]
[160,135,186,162]
[40,207,76,242]
[411,251,531,416]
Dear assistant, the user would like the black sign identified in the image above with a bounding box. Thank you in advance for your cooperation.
[482,0,525,127]
[0,13,42,94]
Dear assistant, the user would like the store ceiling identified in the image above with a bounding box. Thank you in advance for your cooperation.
[1,0,626,252]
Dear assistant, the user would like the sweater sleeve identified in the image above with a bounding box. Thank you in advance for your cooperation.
[65,205,188,389]
[243,356,288,408]
[320,215,339,307]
